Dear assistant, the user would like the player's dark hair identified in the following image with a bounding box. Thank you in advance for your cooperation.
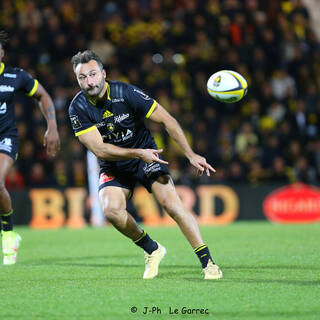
[0,30,9,47]
[71,50,103,72]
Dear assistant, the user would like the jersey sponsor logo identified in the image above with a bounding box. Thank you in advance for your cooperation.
[99,173,115,184]
[3,73,17,78]
[112,98,124,103]
[0,137,12,153]
[102,129,133,142]
[70,115,82,129]
[96,121,105,128]
[0,102,7,114]
[0,85,14,92]
[122,129,133,141]
[103,110,114,119]
[133,88,151,100]
[114,113,129,123]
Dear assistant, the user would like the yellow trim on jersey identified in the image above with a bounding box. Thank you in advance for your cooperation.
[75,125,97,136]
[86,82,111,106]
[1,209,13,217]
[145,100,157,119]
[0,63,4,75]
[86,95,96,106]
[27,79,39,96]
[106,81,111,100]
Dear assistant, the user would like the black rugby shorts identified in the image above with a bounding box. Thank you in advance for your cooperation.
[0,133,18,161]
[99,160,170,193]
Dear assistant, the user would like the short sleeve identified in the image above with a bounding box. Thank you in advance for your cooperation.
[124,85,157,119]
[68,102,96,137]
[18,69,39,96]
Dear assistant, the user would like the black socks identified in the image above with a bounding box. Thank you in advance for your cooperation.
[134,230,158,254]
[134,232,214,267]
[1,209,14,231]
[194,244,214,268]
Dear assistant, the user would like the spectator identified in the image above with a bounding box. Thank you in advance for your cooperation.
[235,122,258,155]
[28,163,48,187]
[294,156,317,183]
[89,22,115,64]
[5,167,25,190]
[269,157,293,183]
[1,0,320,187]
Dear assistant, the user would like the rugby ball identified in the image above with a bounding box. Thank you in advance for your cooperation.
[207,70,248,103]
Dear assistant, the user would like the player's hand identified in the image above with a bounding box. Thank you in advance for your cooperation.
[139,149,168,165]
[188,153,216,176]
[44,127,60,157]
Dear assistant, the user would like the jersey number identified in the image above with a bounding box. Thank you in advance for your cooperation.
[0,102,7,114]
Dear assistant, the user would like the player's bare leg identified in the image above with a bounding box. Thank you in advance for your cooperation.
[99,186,142,239]
[0,153,22,265]
[0,153,13,214]
[99,186,166,279]
[152,175,222,279]
[151,175,204,247]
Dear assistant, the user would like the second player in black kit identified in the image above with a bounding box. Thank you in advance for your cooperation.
[0,62,38,160]
[0,31,60,265]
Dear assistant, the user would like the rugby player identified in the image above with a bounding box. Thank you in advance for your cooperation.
[69,50,222,280]
[0,31,60,264]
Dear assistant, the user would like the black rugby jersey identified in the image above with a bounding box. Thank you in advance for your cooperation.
[0,62,38,136]
[68,81,158,170]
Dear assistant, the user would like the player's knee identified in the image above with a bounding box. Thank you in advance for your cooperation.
[102,204,122,222]
[0,181,6,193]
[161,199,183,218]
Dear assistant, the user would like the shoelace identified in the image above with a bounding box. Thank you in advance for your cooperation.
[145,254,153,264]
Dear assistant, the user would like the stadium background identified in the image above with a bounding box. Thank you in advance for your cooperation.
[1,0,320,225]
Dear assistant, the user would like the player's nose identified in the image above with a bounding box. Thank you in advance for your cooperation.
[87,78,95,86]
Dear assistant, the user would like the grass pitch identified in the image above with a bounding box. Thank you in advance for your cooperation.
[0,222,319,320]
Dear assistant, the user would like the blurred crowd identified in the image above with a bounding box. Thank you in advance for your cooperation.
[1,0,320,189]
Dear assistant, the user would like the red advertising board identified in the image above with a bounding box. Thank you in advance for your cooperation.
[263,183,320,224]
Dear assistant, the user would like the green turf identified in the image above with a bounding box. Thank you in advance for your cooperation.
[0,222,319,320]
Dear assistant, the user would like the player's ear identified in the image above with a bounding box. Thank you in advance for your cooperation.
[0,49,4,59]
[102,69,106,79]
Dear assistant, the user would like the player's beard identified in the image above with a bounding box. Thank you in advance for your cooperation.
[83,77,105,97]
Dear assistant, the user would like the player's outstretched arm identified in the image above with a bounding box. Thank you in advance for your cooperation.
[33,83,60,157]
[148,103,215,176]
[78,127,168,165]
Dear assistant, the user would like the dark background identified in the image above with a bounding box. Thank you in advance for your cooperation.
[1,0,320,193]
